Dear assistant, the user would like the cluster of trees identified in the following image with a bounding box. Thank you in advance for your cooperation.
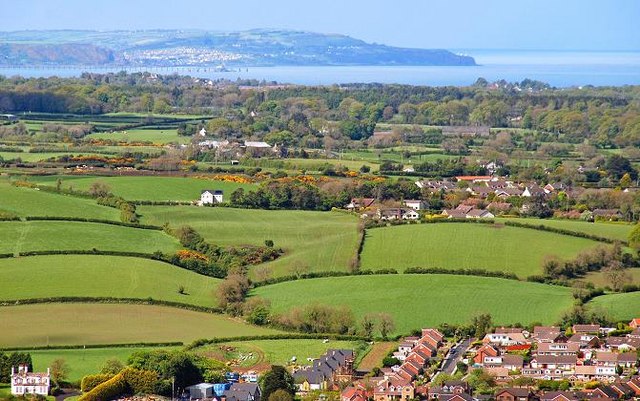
[542,243,633,289]
[127,349,226,395]
[0,352,32,382]
[2,72,640,149]
[168,225,282,278]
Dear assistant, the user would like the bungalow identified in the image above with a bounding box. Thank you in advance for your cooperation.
[537,343,580,356]
[377,208,419,220]
[609,382,635,399]
[346,198,376,211]
[483,332,528,347]
[530,355,577,370]
[495,388,536,401]
[455,175,492,183]
[592,209,623,220]
[629,318,640,328]
[522,186,546,197]
[573,324,601,334]
[567,334,600,349]
[200,189,224,205]
[606,337,640,351]
[442,205,494,219]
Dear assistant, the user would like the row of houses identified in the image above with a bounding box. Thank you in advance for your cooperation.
[473,321,640,383]
[342,329,446,401]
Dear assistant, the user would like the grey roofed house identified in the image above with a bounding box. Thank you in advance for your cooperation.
[223,383,261,401]
[293,349,354,387]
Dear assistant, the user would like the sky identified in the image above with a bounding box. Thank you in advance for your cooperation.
[2,0,639,51]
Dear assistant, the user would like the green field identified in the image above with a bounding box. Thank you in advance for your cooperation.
[587,292,640,321]
[500,218,633,242]
[0,221,180,254]
[0,255,219,306]
[28,346,178,382]
[87,128,191,145]
[360,223,602,277]
[27,175,256,202]
[195,339,362,368]
[0,303,282,348]
[139,206,360,277]
[0,180,119,220]
[253,274,575,334]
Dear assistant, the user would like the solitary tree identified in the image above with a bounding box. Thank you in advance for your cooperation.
[378,313,395,339]
[50,359,69,387]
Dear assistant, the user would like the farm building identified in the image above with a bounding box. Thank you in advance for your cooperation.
[200,189,223,205]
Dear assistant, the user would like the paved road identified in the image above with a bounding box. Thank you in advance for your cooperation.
[441,337,473,375]
[55,388,80,401]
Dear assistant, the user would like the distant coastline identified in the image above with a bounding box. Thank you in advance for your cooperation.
[1,50,639,88]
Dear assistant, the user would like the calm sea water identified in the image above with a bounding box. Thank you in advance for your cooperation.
[1,50,639,87]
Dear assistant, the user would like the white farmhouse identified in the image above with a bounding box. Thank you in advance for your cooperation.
[200,189,223,205]
[11,365,50,396]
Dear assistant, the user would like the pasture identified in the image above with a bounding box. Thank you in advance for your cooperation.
[28,346,178,382]
[360,223,603,277]
[581,268,640,287]
[499,217,633,242]
[27,175,256,202]
[87,128,191,145]
[587,292,640,322]
[0,255,219,306]
[139,206,360,277]
[0,303,282,348]
[0,180,119,220]
[252,274,575,335]
[0,221,180,254]
[194,339,363,369]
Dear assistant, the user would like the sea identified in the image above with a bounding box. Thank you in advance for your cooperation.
[1,50,639,87]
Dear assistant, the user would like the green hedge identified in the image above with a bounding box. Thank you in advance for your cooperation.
[0,296,223,314]
[81,374,114,392]
[79,370,129,401]
[185,333,368,351]
[24,216,162,230]
[404,267,519,280]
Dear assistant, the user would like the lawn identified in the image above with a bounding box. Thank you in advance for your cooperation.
[87,128,191,145]
[27,175,256,202]
[28,346,179,382]
[0,255,219,306]
[587,292,640,322]
[499,217,634,242]
[360,223,602,277]
[0,221,180,254]
[0,303,282,348]
[139,206,360,277]
[0,180,119,220]
[252,274,575,335]
[194,339,363,369]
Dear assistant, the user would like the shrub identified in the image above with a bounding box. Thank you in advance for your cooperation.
[81,374,114,392]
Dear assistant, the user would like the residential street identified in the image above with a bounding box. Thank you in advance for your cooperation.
[441,337,473,375]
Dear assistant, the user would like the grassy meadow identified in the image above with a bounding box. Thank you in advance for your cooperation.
[27,175,256,202]
[360,223,602,277]
[581,267,640,287]
[139,206,360,277]
[0,303,282,348]
[587,292,640,321]
[87,128,191,145]
[499,217,634,242]
[0,180,119,220]
[28,346,178,382]
[253,274,575,334]
[0,255,219,306]
[0,221,180,254]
